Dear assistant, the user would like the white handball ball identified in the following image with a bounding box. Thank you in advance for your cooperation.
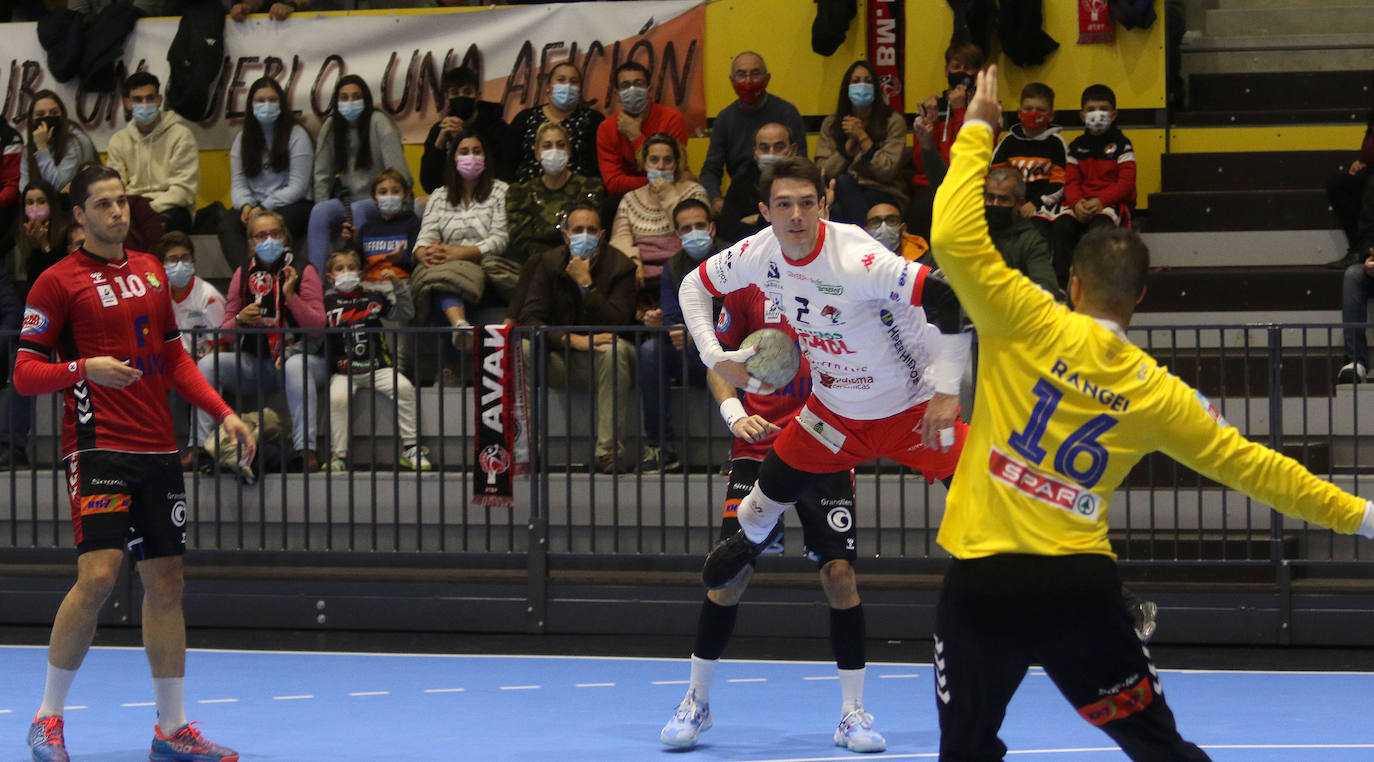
[740,328,801,388]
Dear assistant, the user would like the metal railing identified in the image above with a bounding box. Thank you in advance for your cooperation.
[2,322,1373,576]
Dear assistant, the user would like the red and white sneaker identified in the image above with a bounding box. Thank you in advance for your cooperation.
[148,722,239,762]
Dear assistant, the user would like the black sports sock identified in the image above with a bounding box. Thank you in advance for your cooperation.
[693,596,739,661]
[830,603,866,670]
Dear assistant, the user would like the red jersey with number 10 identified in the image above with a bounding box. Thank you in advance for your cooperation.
[18,248,230,458]
[715,286,812,461]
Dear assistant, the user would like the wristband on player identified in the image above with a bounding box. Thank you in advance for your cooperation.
[719,398,747,431]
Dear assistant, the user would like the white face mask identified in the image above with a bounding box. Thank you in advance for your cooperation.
[868,222,902,251]
[540,148,570,176]
[1084,109,1113,136]
[757,152,785,171]
[332,271,362,292]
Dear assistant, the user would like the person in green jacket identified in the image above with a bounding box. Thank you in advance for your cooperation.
[983,166,1064,301]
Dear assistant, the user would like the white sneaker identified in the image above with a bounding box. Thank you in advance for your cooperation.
[834,708,886,753]
[660,693,712,748]
[1337,362,1367,385]
[401,445,432,472]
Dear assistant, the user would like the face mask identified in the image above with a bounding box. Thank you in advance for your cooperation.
[1019,110,1051,132]
[25,205,49,222]
[568,232,598,258]
[253,101,281,128]
[456,154,485,180]
[376,194,405,216]
[647,168,674,184]
[847,82,875,108]
[947,72,974,92]
[550,83,580,111]
[337,99,365,123]
[618,85,648,115]
[165,261,195,288]
[1084,109,1113,136]
[332,271,361,293]
[869,223,902,252]
[38,115,61,134]
[985,205,1015,231]
[447,96,476,120]
[540,148,570,176]
[254,236,285,265]
[680,229,713,259]
[732,79,767,106]
[131,103,159,126]
[756,153,785,171]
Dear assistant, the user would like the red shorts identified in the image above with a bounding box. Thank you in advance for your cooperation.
[772,397,968,483]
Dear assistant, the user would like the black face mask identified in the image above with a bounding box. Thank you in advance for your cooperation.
[448,96,476,120]
[985,205,1015,231]
[947,72,974,92]
[37,115,61,134]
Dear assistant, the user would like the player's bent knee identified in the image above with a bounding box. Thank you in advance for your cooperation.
[818,560,859,604]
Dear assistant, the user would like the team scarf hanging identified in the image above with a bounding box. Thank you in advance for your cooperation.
[866,0,904,113]
[1078,0,1116,44]
[473,323,530,508]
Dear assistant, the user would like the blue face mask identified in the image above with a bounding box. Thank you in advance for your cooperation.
[131,103,159,126]
[680,229,713,259]
[848,82,875,108]
[254,237,285,265]
[253,101,281,128]
[337,99,365,123]
[568,232,598,258]
[647,168,674,184]
[550,83,580,111]
[164,261,195,288]
[376,194,405,216]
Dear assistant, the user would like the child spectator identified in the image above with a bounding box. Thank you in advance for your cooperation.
[158,231,225,361]
[350,168,421,285]
[321,249,429,472]
[991,82,1068,243]
[1050,84,1137,287]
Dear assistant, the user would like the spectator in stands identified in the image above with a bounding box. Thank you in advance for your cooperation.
[506,121,604,293]
[717,122,797,245]
[0,182,75,470]
[596,61,688,198]
[983,167,1063,299]
[610,133,707,292]
[411,129,510,345]
[421,67,510,193]
[865,201,929,264]
[1050,84,1137,288]
[0,250,19,467]
[350,168,421,286]
[106,72,199,235]
[909,42,988,236]
[321,249,430,473]
[992,82,1068,243]
[308,74,411,274]
[20,90,97,192]
[1338,253,1374,383]
[637,197,728,473]
[230,0,310,21]
[221,76,313,273]
[158,232,226,467]
[505,61,604,183]
[815,60,909,226]
[1325,108,1374,269]
[193,209,327,471]
[515,203,636,474]
[0,116,20,256]
[700,52,807,219]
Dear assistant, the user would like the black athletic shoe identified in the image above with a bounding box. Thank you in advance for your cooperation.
[702,523,782,589]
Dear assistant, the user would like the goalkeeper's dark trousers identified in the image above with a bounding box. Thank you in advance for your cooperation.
[934,553,1211,762]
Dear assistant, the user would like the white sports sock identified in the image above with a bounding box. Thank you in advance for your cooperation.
[154,677,187,735]
[688,655,717,704]
[738,485,791,544]
[37,664,77,718]
[839,667,866,716]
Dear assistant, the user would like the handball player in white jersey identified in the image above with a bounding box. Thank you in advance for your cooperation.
[678,155,973,589]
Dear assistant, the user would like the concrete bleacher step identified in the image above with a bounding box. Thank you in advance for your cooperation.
[1186,70,1372,113]
[1172,108,1370,127]
[1205,6,1374,37]
[1182,48,1374,75]
[1145,189,1333,232]
[1216,0,1374,9]
[1140,231,1345,268]
[1139,265,1340,312]
[1160,151,1351,193]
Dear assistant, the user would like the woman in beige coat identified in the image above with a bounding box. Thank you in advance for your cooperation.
[815,60,910,225]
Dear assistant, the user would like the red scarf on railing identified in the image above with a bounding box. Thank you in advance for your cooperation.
[473,324,530,508]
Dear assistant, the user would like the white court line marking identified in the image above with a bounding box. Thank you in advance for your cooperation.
[878,674,921,679]
[737,744,1374,762]
[1203,745,1374,750]
[499,685,540,691]
[575,682,615,688]
[121,702,155,708]
[62,706,86,711]
[726,678,767,683]
[348,691,389,697]
[803,676,838,681]
[423,688,465,693]
[651,680,689,685]
[198,699,238,704]
[273,695,314,700]
[0,709,11,714]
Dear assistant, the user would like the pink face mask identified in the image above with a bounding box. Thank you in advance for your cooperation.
[25,205,50,222]
[456,154,485,180]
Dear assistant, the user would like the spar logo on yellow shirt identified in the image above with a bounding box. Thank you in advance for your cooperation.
[989,447,1102,521]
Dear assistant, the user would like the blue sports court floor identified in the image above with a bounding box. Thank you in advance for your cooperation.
[2,645,1373,760]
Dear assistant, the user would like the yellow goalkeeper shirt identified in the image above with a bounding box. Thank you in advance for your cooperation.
[930,120,1368,559]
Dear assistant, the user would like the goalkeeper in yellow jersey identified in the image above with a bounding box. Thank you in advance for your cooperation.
[928,66,1374,762]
